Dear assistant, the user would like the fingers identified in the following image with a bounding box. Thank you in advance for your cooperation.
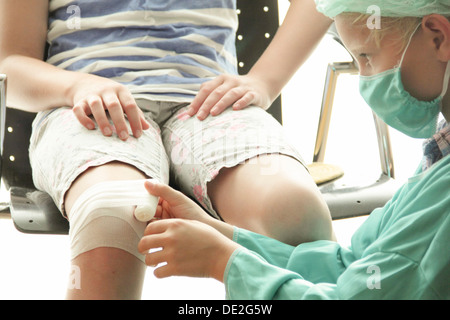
[139,219,168,247]
[138,220,173,275]
[142,247,175,279]
[118,89,148,138]
[72,100,96,130]
[188,75,256,120]
[200,86,244,118]
[144,180,186,206]
[192,79,236,120]
[72,89,150,140]
[138,219,196,279]
[139,219,235,280]
[102,92,129,139]
[187,76,224,118]
[88,95,114,136]
[231,91,257,111]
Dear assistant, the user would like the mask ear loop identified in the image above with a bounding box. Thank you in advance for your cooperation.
[398,22,450,98]
[440,61,450,98]
[398,23,422,67]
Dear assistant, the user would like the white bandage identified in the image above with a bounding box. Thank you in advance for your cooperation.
[67,179,159,262]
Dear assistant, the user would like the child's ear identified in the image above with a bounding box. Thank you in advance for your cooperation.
[422,14,450,61]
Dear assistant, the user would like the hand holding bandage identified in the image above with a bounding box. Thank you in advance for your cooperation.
[134,186,159,222]
[139,180,239,280]
[142,179,213,223]
[138,180,239,281]
[134,204,157,222]
[68,179,161,262]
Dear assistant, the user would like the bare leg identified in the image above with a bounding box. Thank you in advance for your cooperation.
[64,162,148,300]
[208,155,335,246]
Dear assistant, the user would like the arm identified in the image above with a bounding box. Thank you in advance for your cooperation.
[225,247,418,300]
[0,0,67,111]
[139,217,351,298]
[138,180,347,285]
[138,177,447,300]
[140,180,236,239]
[225,247,341,300]
[228,159,450,300]
[0,0,149,140]
[188,0,333,119]
[138,180,426,300]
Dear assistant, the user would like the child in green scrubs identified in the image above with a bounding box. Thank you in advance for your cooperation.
[138,0,450,299]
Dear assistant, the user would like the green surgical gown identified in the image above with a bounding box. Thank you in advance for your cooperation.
[224,156,450,299]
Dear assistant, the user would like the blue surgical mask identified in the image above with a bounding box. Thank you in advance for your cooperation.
[359,24,450,139]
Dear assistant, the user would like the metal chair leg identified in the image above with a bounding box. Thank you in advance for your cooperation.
[313,61,359,163]
[312,61,394,179]
[311,61,398,219]
[373,112,395,178]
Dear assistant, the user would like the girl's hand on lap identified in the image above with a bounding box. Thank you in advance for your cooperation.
[70,74,150,140]
[187,74,272,120]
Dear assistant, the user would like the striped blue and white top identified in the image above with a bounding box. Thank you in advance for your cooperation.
[47,0,239,103]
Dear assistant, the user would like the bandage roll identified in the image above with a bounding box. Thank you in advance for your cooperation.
[67,179,160,261]
[134,197,159,222]
[134,179,159,222]
[68,179,160,229]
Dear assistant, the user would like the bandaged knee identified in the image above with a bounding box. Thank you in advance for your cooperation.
[67,179,159,262]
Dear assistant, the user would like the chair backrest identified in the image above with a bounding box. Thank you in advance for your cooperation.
[236,0,282,123]
[1,108,36,190]
[0,0,282,191]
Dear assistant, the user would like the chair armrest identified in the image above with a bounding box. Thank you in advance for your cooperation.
[9,187,68,234]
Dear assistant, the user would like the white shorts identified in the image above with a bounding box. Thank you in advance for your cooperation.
[29,100,305,219]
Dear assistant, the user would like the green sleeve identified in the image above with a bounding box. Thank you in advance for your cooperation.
[224,247,340,300]
[232,227,295,268]
[224,244,444,300]
[225,157,450,300]
[225,229,355,299]
[233,227,354,283]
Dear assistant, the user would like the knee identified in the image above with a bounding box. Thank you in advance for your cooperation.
[68,180,154,262]
[257,178,333,246]
[208,156,334,245]
[70,206,146,261]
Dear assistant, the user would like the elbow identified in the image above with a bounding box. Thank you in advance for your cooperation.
[0,54,9,74]
[0,54,18,75]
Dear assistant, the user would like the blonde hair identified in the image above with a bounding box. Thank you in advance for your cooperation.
[341,13,421,52]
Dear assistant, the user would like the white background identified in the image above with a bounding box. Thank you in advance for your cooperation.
[0,2,423,300]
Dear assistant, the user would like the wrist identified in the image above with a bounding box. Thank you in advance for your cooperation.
[203,217,235,240]
[211,241,241,282]
[64,71,85,107]
[245,71,281,105]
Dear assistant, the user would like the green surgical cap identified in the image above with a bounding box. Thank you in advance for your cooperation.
[315,0,450,18]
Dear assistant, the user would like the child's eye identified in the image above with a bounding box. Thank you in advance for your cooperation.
[358,53,372,67]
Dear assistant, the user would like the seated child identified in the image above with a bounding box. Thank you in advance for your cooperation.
[138,0,450,299]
